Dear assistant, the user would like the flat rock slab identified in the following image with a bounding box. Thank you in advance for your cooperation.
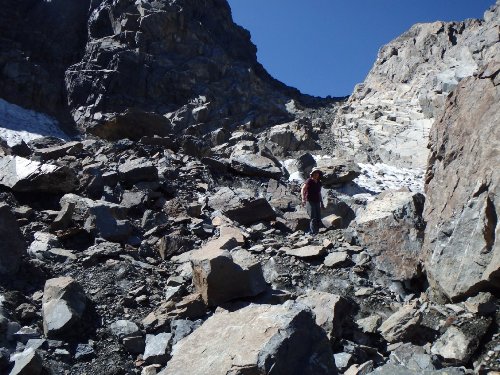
[324,251,349,267]
[285,245,326,258]
[160,302,337,375]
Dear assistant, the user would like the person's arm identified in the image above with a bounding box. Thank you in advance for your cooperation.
[301,181,307,206]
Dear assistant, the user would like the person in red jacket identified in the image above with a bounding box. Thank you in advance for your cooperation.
[301,168,324,234]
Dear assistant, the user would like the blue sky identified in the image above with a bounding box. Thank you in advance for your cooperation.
[227,0,495,97]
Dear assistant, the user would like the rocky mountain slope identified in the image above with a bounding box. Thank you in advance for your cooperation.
[332,2,499,169]
[0,0,499,374]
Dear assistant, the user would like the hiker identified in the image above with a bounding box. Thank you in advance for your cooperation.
[301,168,324,234]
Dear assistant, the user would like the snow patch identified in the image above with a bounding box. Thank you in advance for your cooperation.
[283,155,424,197]
[0,98,69,147]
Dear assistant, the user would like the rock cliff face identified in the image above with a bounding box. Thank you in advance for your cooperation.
[423,62,500,301]
[332,1,499,169]
[0,0,314,140]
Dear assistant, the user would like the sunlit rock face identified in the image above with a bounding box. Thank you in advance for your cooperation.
[332,2,499,169]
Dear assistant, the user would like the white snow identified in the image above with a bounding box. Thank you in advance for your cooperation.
[0,98,69,147]
[355,162,425,195]
[283,155,425,198]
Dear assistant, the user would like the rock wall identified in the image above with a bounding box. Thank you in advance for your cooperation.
[422,62,499,301]
[332,1,499,169]
[0,0,326,141]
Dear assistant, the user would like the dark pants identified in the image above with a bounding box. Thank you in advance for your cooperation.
[306,201,321,234]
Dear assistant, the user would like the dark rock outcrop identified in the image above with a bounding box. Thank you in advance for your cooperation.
[0,203,26,275]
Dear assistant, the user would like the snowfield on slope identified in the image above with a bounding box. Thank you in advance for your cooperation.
[0,98,69,147]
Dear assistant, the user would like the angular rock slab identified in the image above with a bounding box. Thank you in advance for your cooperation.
[0,155,78,193]
[378,303,422,343]
[297,291,349,339]
[423,67,500,300]
[191,247,267,306]
[208,187,276,225]
[160,302,337,375]
[431,324,488,365]
[315,158,361,187]
[118,157,158,185]
[285,245,326,258]
[42,277,87,339]
[0,204,26,275]
[230,151,283,179]
[355,189,425,281]
[9,347,43,375]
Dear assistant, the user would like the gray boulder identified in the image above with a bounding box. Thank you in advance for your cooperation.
[316,158,361,187]
[378,303,422,343]
[296,291,349,339]
[0,204,26,275]
[354,189,425,281]
[230,148,283,179]
[0,156,78,193]
[208,187,276,225]
[367,363,466,375]
[160,302,337,375]
[59,194,132,242]
[42,277,87,339]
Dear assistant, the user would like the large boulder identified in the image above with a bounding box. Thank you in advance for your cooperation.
[0,156,78,193]
[160,302,337,375]
[316,157,361,187]
[296,291,349,340]
[191,245,267,306]
[42,277,87,339]
[0,204,26,275]
[354,189,425,281]
[208,187,276,225]
[423,65,500,300]
[59,194,132,242]
[229,143,284,179]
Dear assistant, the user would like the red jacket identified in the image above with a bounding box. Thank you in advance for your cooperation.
[303,178,322,203]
